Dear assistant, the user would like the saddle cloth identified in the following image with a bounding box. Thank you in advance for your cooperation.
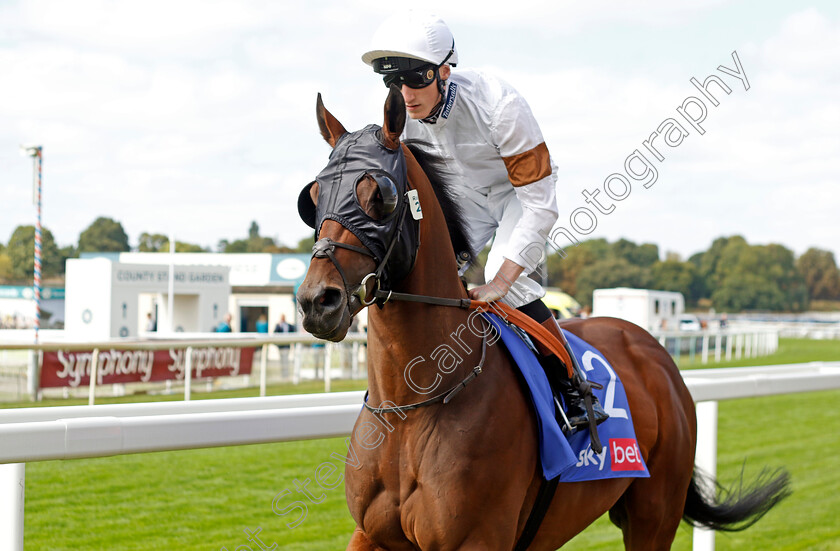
[483,313,650,482]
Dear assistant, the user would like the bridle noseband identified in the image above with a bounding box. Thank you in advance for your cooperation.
[311,237,379,309]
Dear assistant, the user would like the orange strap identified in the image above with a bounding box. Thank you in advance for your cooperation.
[469,300,574,378]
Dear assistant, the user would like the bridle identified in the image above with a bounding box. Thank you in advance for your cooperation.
[310,176,412,313]
[302,134,495,412]
[310,209,475,312]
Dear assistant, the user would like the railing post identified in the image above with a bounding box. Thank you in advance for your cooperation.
[260,344,268,397]
[293,343,301,385]
[0,462,25,551]
[27,349,39,402]
[88,348,99,406]
[701,334,709,364]
[184,346,193,401]
[675,336,681,365]
[694,400,718,550]
[689,336,696,364]
[726,332,733,361]
[714,333,722,363]
[324,342,332,393]
[352,341,360,379]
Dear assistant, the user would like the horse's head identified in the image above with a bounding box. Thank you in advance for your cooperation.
[296,87,420,341]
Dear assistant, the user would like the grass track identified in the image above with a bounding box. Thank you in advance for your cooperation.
[20,338,840,549]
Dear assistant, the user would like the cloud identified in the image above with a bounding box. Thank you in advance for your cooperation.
[0,1,837,263]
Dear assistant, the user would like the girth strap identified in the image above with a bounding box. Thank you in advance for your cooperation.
[514,476,559,551]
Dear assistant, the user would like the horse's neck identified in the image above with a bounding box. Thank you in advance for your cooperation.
[366,271,473,406]
[365,152,479,407]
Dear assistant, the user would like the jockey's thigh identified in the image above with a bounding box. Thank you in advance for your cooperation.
[484,187,545,309]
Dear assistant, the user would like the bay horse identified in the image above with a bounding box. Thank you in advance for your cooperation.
[295,86,789,550]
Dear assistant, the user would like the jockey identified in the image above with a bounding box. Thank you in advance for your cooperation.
[362,12,607,430]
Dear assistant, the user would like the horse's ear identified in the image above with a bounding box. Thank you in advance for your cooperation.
[382,85,405,151]
[316,93,347,149]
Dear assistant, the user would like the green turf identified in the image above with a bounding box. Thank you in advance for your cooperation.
[562,389,840,550]
[18,338,840,549]
[24,438,356,550]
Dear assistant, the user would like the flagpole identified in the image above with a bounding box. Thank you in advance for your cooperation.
[33,147,42,343]
[21,144,43,401]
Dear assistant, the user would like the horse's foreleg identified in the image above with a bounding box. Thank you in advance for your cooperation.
[347,527,386,551]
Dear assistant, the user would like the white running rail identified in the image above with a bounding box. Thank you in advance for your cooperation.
[1,362,838,551]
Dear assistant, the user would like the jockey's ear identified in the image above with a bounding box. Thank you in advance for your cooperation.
[382,84,405,151]
[316,93,347,149]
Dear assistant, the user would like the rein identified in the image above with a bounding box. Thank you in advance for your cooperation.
[372,288,575,378]
[310,230,576,380]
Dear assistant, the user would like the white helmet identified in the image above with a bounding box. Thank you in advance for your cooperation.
[362,11,458,68]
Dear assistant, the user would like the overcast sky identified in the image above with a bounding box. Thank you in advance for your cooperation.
[1,0,838,262]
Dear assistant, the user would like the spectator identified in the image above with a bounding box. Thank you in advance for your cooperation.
[146,312,157,332]
[274,314,296,377]
[274,314,295,335]
[216,313,232,333]
[256,313,269,334]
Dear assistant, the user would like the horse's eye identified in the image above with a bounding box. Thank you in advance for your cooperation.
[356,172,398,220]
[372,173,398,216]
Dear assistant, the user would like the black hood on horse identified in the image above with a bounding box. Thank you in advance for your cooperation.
[298,123,419,289]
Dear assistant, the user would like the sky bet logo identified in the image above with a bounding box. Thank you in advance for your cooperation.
[610,438,644,471]
[574,438,644,472]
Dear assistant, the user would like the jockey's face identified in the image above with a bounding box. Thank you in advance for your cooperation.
[400,64,451,119]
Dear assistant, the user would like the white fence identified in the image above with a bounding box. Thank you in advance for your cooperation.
[1,361,838,551]
[0,328,777,403]
[649,328,779,364]
[0,333,367,403]
[738,321,840,340]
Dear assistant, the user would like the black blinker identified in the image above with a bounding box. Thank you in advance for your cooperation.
[298,181,317,229]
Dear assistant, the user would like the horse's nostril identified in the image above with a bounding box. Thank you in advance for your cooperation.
[320,288,342,310]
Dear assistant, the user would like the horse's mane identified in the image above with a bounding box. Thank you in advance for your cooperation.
[404,140,477,265]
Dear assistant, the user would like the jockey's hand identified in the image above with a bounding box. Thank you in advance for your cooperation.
[468,259,525,303]
[469,281,508,303]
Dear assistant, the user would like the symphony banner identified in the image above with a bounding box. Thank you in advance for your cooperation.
[40,346,256,388]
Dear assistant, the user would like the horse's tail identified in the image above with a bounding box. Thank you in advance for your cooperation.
[682,466,791,531]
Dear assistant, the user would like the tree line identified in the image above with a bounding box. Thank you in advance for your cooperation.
[542,235,838,311]
[0,217,313,283]
[1,217,838,312]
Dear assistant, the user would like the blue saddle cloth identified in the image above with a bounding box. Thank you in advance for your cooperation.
[483,313,650,482]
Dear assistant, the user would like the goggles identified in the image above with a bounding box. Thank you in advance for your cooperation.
[382,65,437,89]
[371,41,456,89]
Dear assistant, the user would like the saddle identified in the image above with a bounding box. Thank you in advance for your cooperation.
[470,300,605,451]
